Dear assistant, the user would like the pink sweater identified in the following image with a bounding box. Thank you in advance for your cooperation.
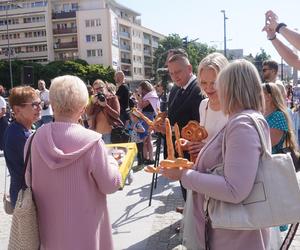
[25,122,122,250]
[181,110,271,250]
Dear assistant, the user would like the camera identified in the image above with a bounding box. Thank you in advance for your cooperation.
[96,93,106,102]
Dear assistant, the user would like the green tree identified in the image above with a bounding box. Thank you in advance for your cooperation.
[85,64,115,84]
[153,33,216,75]
[244,49,271,77]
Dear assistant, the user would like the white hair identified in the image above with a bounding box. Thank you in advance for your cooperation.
[50,75,88,116]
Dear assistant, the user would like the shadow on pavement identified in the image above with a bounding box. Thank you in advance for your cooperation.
[126,221,184,250]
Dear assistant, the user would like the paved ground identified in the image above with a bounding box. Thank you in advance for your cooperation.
[0,147,300,250]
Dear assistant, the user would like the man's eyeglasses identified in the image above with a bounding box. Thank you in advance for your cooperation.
[262,68,272,73]
[22,101,42,110]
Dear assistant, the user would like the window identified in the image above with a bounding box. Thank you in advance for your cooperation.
[86,35,91,42]
[96,19,101,26]
[97,49,103,56]
[85,20,90,27]
[71,3,79,11]
[97,34,102,41]
[87,49,95,57]
[87,49,102,57]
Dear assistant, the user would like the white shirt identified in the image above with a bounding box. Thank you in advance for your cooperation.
[40,89,53,117]
[199,98,228,142]
[0,96,6,110]
[182,75,197,90]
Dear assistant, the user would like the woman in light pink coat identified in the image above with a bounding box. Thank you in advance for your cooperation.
[161,60,271,250]
[25,75,122,250]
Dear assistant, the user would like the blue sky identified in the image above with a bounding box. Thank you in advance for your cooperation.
[117,0,300,63]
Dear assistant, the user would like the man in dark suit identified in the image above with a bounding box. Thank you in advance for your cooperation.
[167,53,204,202]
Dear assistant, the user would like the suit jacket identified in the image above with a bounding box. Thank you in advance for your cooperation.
[168,78,204,130]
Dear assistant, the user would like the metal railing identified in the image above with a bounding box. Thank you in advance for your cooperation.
[52,11,76,19]
[53,27,77,35]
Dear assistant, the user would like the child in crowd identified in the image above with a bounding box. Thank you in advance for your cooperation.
[130,110,146,171]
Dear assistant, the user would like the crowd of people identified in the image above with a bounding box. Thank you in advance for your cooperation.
[1,8,300,250]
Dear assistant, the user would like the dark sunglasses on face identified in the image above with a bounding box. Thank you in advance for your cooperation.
[262,68,271,73]
[22,101,42,109]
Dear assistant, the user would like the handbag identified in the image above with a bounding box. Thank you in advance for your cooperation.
[3,165,14,215]
[8,133,40,250]
[111,126,130,143]
[204,113,300,230]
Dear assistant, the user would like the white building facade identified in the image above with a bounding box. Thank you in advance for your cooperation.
[0,0,164,80]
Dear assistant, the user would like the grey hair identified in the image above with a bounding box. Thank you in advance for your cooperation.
[50,75,88,116]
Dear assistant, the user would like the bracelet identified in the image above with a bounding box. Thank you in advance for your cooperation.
[268,34,276,41]
[276,23,287,33]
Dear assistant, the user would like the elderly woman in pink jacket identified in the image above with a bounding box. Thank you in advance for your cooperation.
[25,75,122,250]
[161,60,271,250]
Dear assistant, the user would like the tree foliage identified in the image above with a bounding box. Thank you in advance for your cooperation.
[153,33,216,74]
[0,59,115,90]
[244,48,271,79]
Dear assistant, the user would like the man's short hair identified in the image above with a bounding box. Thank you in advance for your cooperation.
[168,53,190,65]
[263,60,279,73]
[167,48,188,58]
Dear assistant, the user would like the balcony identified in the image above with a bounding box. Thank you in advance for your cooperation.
[55,55,79,61]
[121,58,131,64]
[52,11,76,20]
[120,31,130,38]
[53,27,77,35]
[120,45,131,51]
[144,50,151,56]
[144,61,152,67]
[54,41,78,49]
[144,38,151,45]
[152,41,159,48]
[123,71,131,77]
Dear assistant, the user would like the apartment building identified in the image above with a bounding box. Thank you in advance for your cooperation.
[0,0,164,80]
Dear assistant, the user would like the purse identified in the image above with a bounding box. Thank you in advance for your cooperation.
[3,165,14,215]
[8,133,40,250]
[204,114,300,230]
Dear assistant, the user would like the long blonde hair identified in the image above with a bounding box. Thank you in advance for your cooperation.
[262,82,298,151]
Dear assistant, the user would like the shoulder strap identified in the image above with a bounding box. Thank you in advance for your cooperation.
[221,113,270,160]
[23,132,36,187]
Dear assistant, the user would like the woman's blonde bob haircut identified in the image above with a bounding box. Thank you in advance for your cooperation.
[217,59,265,115]
[197,52,229,82]
[50,75,88,116]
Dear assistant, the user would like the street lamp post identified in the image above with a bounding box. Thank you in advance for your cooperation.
[6,1,13,89]
[221,10,228,58]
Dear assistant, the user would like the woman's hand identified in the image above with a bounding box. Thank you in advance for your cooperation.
[262,10,277,39]
[160,167,185,181]
[99,98,107,107]
[175,138,189,151]
[188,141,205,155]
[265,10,279,31]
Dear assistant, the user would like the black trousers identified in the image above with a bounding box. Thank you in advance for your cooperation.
[136,142,144,165]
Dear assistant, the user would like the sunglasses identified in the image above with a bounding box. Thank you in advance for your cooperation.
[22,101,42,110]
[262,68,272,73]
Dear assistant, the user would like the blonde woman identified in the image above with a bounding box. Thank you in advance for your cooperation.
[162,60,270,249]
[263,82,298,154]
[181,52,228,249]
[180,53,229,157]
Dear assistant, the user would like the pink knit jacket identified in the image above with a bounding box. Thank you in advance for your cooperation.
[25,122,122,250]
